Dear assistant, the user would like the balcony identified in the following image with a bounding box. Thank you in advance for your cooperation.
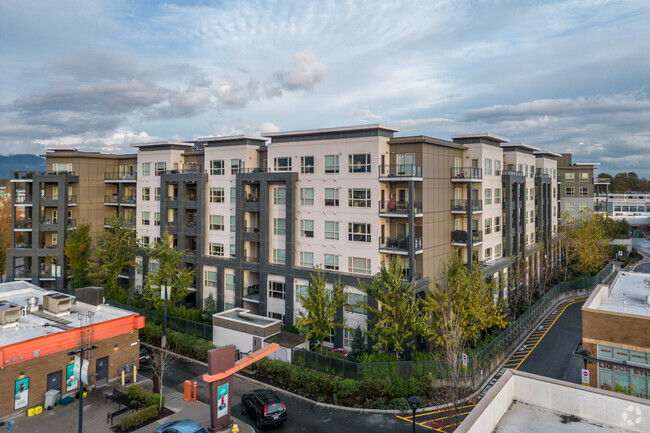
[450,167,483,182]
[14,269,32,280]
[14,243,32,249]
[14,195,32,204]
[161,167,204,175]
[378,236,423,255]
[39,268,57,279]
[378,201,423,217]
[450,199,483,214]
[104,172,137,182]
[451,230,483,247]
[502,165,523,176]
[39,243,59,250]
[11,171,36,181]
[104,195,136,206]
[103,217,136,228]
[379,164,423,181]
[244,256,260,263]
[15,219,32,229]
[594,178,611,186]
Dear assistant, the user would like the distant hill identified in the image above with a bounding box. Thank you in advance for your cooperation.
[0,154,45,179]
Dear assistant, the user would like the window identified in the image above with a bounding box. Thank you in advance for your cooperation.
[300,188,314,206]
[529,188,534,201]
[565,187,575,196]
[495,244,501,258]
[210,215,224,231]
[142,211,150,225]
[495,216,501,232]
[565,172,575,181]
[154,187,160,201]
[324,221,339,240]
[348,223,371,242]
[272,249,286,265]
[580,187,589,196]
[530,210,534,223]
[300,220,314,238]
[230,187,236,203]
[274,157,292,172]
[485,247,492,261]
[325,155,339,173]
[566,201,576,210]
[348,188,371,207]
[299,251,314,267]
[300,156,314,173]
[484,159,492,175]
[295,284,308,303]
[494,188,501,204]
[225,303,234,310]
[525,165,529,177]
[580,201,589,210]
[494,160,501,175]
[348,153,371,173]
[155,162,166,175]
[142,163,150,177]
[348,257,371,274]
[268,281,285,299]
[210,187,224,203]
[230,159,242,174]
[273,187,286,205]
[209,243,224,257]
[485,189,492,205]
[204,271,217,288]
[230,216,236,232]
[225,274,235,292]
[580,172,589,182]
[325,188,339,206]
[485,218,492,235]
[273,218,286,235]
[230,244,236,258]
[324,254,339,270]
[142,187,150,201]
[154,212,160,226]
[142,236,150,246]
[346,293,367,314]
[210,160,224,175]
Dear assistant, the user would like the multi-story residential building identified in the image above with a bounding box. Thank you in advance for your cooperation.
[7,150,136,290]
[557,153,599,220]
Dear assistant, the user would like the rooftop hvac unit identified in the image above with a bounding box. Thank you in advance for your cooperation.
[43,293,72,314]
[0,301,21,325]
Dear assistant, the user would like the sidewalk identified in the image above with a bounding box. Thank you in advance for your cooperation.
[4,375,253,433]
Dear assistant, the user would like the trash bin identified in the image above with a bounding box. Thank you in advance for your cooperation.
[44,389,60,408]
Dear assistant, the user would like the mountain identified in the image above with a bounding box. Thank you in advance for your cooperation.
[0,154,46,179]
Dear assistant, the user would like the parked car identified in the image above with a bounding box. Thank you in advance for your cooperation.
[139,346,153,367]
[241,389,287,429]
[156,420,208,433]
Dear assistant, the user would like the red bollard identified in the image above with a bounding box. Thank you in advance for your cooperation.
[193,381,197,401]
[184,380,191,401]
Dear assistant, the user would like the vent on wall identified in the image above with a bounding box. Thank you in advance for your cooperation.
[43,293,72,315]
[0,301,21,326]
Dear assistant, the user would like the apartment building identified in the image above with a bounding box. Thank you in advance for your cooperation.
[7,150,136,290]
[557,153,599,220]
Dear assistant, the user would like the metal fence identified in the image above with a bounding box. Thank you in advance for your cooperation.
[107,301,213,340]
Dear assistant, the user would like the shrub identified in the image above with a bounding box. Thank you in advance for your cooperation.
[119,405,159,432]
[126,385,165,407]
[335,379,360,398]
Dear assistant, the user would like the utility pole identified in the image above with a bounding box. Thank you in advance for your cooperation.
[67,312,97,433]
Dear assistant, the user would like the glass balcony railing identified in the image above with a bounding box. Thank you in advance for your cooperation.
[104,172,137,181]
[378,201,422,215]
[379,164,423,178]
[451,230,483,245]
[450,199,483,213]
[450,167,482,180]
[378,236,423,253]
[15,219,32,229]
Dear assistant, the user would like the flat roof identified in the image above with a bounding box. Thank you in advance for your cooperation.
[450,133,510,143]
[501,142,541,152]
[214,308,280,328]
[263,124,399,137]
[584,271,650,317]
[534,150,562,158]
[574,162,600,166]
[130,141,194,148]
[196,135,266,142]
[0,281,133,348]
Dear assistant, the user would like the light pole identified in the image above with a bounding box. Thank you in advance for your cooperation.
[67,343,97,433]
[408,395,421,433]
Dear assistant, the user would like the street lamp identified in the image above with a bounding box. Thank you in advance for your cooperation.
[67,344,97,433]
[578,350,591,370]
[407,395,421,433]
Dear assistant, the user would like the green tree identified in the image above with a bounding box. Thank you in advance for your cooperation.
[358,258,427,359]
[64,223,93,288]
[348,326,368,361]
[296,267,347,350]
[143,228,193,307]
[201,292,217,322]
[95,216,139,296]
[566,209,612,275]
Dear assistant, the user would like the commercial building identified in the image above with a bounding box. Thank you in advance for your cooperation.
[0,282,144,419]
[7,150,137,290]
[557,153,599,220]
[582,271,650,399]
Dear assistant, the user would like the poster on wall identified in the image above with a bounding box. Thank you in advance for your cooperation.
[14,377,29,410]
[217,383,228,418]
[66,363,78,391]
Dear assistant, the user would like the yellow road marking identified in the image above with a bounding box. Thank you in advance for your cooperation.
[414,403,476,417]
[395,414,443,431]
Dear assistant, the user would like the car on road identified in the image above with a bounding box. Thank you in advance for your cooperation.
[155,419,208,433]
[139,346,153,368]
[241,389,287,429]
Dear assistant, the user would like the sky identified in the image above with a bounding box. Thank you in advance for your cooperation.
[1,0,649,176]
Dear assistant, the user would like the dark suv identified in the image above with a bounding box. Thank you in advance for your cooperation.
[241,389,287,429]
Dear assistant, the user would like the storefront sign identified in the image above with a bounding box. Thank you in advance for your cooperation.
[217,383,228,418]
[598,361,650,377]
[66,363,78,392]
[14,377,29,410]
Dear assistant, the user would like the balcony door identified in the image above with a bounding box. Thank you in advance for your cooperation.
[397,153,414,175]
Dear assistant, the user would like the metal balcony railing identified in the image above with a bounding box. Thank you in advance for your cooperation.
[14,269,32,278]
[12,170,76,179]
[450,199,483,213]
[14,243,32,249]
[450,167,482,180]
[15,196,32,204]
[451,230,483,245]
[15,219,32,229]
[378,236,423,252]
[104,172,137,181]
[104,195,135,204]
[244,195,260,202]
[502,165,523,176]
[378,201,422,215]
[104,217,136,227]
[379,164,423,178]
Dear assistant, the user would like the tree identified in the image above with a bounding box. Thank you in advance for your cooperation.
[143,228,193,307]
[348,326,368,362]
[566,209,612,276]
[95,216,138,296]
[201,292,217,322]
[296,267,347,350]
[64,223,93,288]
[0,196,11,277]
[357,258,428,359]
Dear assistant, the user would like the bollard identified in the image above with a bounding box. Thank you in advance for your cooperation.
[133,365,137,383]
[232,424,239,433]
[122,369,125,386]
[193,381,197,401]
[184,380,191,401]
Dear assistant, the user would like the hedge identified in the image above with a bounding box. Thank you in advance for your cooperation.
[139,322,215,361]
[119,405,159,432]
[127,385,164,407]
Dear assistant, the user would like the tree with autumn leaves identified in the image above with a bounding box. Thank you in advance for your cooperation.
[64,223,93,288]
[562,209,613,278]
[0,196,11,277]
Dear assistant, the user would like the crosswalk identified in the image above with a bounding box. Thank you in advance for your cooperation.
[397,298,585,432]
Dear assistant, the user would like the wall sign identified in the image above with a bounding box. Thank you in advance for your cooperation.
[217,383,228,418]
[66,363,78,392]
[14,377,29,410]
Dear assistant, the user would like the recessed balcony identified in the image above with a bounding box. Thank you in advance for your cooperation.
[378,201,423,217]
[379,236,423,255]
[379,165,423,182]
[15,219,32,230]
[451,230,483,247]
[450,199,483,214]
[104,172,137,182]
[450,167,483,182]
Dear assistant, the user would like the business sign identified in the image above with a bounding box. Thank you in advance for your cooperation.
[14,377,29,410]
[73,356,81,380]
[81,359,90,385]
[66,363,78,392]
[217,383,229,418]
[462,353,468,369]
[581,369,590,386]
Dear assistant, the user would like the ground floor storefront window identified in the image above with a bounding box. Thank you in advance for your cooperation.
[598,344,649,398]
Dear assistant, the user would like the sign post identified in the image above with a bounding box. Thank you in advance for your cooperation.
[581,368,590,386]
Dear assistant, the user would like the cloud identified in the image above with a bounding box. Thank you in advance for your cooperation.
[274,50,329,91]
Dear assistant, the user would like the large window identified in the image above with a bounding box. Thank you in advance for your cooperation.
[230,216,236,232]
[495,216,501,232]
[230,187,236,203]
[210,160,224,175]
[301,156,314,174]
[348,257,371,274]
[484,189,492,205]
[225,274,235,291]
[580,172,589,182]
[154,187,160,201]
[210,187,224,203]
[348,223,371,242]
[565,172,575,181]
[494,160,501,175]
[565,187,575,196]
[155,162,166,175]
[268,281,285,300]
[346,293,367,314]
[273,187,286,205]
[230,159,242,174]
[325,155,339,173]
[274,157,292,172]
[299,251,314,267]
[325,188,339,206]
[204,271,217,288]
[273,218,286,235]
[209,243,224,257]
[300,188,314,206]
[300,220,314,238]
[295,284,308,303]
[142,212,150,225]
[324,221,339,240]
[348,188,371,207]
[154,212,160,226]
[485,218,492,235]
[142,187,150,201]
[484,159,492,175]
[324,254,339,270]
[566,201,576,210]
[210,215,224,231]
[142,163,150,177]
[272,249,286,265]
[230,244,236,258]
[348,153,371,173]
[494,188,501,204]
[580,187,589,196]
